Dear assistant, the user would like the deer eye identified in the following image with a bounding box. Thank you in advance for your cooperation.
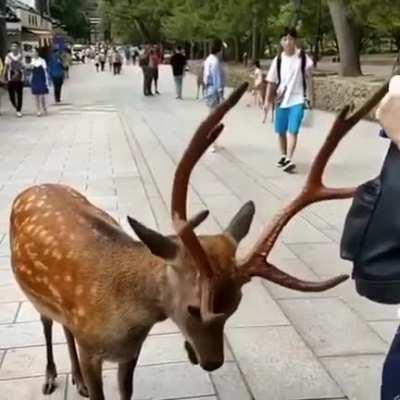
[187,305,201,320]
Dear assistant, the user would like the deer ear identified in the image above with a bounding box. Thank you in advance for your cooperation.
[225,201,255,244]
[127,216,179,260]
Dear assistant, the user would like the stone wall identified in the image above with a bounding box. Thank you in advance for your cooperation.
[189,60,386,120]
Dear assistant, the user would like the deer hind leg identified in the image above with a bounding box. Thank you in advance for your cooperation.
[118,358,138,400]
[40,315,57,395]
[78,345,105,400]
[63,326,89,397]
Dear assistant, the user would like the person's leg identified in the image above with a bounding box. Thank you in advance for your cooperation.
[274,106,289,166]
[16,81,23,113]
[34,95,41,115]
[8,82,17,110]
[284,104,305,173]
[41,95,47,114]
[155,69,159,94]
[177,76,183,98]
[381,326,400,399]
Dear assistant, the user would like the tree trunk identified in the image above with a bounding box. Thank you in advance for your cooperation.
[327,0,362,76]
[233,36,240,62]
[251,12,258,61]
[0,0,7,60]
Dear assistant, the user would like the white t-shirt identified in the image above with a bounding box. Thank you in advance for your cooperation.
[267,49,313,108]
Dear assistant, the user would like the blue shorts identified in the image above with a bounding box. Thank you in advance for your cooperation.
[275,103,305,135]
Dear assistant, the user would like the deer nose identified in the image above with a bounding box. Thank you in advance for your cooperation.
[202,361,223,372]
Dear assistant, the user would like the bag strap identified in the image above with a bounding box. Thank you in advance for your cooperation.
[300,50,307,96]
[277,53,282,87]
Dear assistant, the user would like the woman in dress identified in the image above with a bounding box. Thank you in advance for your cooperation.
[30,48,48,116]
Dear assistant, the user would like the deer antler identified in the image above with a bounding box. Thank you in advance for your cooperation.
[239,83,388,291]
[171,83,249,320]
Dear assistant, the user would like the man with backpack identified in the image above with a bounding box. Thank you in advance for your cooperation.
[264,27,313,173]
[4,42,25,117]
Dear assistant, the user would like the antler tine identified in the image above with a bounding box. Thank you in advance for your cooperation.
[171,82,249,279]
[240,82,388,292]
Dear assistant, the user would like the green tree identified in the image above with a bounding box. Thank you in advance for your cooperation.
[51,0,91,40]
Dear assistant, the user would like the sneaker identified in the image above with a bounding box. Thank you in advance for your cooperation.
[16,112,22,118]
[277,156,288,168]
[283,161,296,173]
[211,144,217,153]
[37,112,42,117]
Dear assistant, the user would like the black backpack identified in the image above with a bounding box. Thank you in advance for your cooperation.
[340,141,400,304]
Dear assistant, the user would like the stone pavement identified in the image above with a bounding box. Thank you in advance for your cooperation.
[0,62,396,399]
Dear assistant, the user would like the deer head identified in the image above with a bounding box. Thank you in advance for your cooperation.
[126,82,388,371]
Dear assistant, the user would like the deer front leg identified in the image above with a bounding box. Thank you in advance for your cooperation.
[40,315,57,395]
[118,358,138,400]
[63,326,89,397]
[78,346,105,400]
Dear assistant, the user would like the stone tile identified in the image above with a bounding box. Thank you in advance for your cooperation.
[0,374,67,400]
[227,279,289,328]
[279,298,387,357]
[0,321,65,349]
[0,269,14,286]
[0,302,19,324]
[0,284,26,303]
[86,195,118,211]
[289,242,353,277]
[341,292,400,322]
[16,301,41,323]
[149,319,179,335]
[369,321,399,343]
[227,326,343,400]
[0,344,70,379]
[322,355,385,400]
[66,363,215,400]
[211,362,252,400]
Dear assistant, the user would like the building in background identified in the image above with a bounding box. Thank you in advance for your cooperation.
[86,0,103,44]
[6,0,53,62]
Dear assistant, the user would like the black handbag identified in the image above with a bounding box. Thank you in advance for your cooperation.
[340,141,400,304]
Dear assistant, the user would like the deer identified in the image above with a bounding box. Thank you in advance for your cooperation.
[9,81,387,400]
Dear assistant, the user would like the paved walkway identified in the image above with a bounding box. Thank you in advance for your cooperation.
[0,62,396,400]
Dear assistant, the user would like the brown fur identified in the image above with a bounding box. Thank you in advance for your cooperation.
[10,183,247,399]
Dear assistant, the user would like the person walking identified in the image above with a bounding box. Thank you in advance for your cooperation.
[139,46,153,96]
[107,50,113,72]
[150,47,161,95]
[263,27,313,173]
[30,48,48,116]
[99,51,106,72]
[4,42,25,117]
[48,47,65,104]
[94,53,100,72]
[170,46,187,99]
[203,39,225,152]
[113,49,122,75]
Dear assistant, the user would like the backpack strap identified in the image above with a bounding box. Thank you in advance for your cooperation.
[277,53,282,86]
[300,50,307,96]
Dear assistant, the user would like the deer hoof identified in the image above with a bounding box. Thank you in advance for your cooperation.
[72,374,89,397]
[42,380,57,395]
[42,365,57,394]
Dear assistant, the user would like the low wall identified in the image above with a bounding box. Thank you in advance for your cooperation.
[189,60,387,119]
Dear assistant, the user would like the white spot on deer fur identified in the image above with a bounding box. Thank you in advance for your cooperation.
[13,198,22,209]
[64,275,72,283]
[54,275,60,282]
[36,200,45,208]
[52,249,62,260]
[48,284,62,301]
[57,216,64,223]
[25,224,35,234]
[43,212,52,218]
[69,233,75,240]
[27,195,36,202]
[75,285,84,296]
[34,260,48,271]
[31,215,39,222]
[77,307,85,317]
[24,203,32,211]
[26,269,32,276]
[66,250,75,260]
[44,236,54,245]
